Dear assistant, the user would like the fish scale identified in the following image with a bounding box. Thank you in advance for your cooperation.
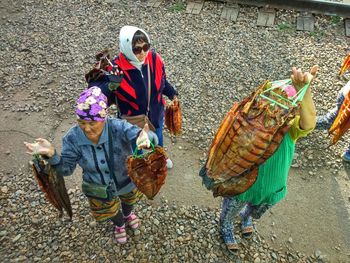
[127,146,167,200]
[203,80,298,197]
[165,99,182,136]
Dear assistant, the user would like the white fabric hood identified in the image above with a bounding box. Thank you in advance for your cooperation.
[119,26,151,70]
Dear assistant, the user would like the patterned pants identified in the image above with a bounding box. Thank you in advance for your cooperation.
[316,93,350,155]
[220,196,273,244]
[88,188,143,222]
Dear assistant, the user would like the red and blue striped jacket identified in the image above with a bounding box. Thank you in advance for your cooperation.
[112,50,177,129]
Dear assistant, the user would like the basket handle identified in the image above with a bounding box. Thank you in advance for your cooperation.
[133,141,155,158]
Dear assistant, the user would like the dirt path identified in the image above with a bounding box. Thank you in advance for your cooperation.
[2,111,349,262]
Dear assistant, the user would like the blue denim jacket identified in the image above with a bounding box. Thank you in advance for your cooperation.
[48,118,140,196]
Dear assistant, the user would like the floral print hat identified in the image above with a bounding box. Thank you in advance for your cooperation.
[75,86,107,121]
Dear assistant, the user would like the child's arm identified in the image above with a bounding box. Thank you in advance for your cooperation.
[291,66,317,131]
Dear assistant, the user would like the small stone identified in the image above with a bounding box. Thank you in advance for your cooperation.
[154,219,160,226]
[12,234,21,242]
[32,218,40,224]
[288,237,293,243]
[1,186,8,194]
[15,256,27,261]
[126,254,134,261]
[89,221,96,227]
[254,257,261,263]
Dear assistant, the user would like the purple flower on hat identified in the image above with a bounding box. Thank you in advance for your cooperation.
[76,108,87,117]
[75,86,107,121]
[77,92,90,104]
[89,104,103,116]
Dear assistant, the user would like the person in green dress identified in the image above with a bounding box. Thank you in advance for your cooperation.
[220,66,318,252]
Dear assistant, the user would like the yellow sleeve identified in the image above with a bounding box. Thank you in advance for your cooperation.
[288,116,314,142]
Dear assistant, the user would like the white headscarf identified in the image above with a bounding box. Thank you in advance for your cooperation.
[119,26,151,70]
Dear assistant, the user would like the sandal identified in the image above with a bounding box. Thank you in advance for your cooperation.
[124,212,140,230]
[114,225,127,244]
[221,224,240,253]
[226,242,239,253]
[241,216,254,238]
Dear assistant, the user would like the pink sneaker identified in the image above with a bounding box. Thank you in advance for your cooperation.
[114,225,127,244]
[124,212,140,230]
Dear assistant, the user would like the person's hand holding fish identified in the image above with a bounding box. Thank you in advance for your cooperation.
[136,124,158,150]
[24,138,55,158]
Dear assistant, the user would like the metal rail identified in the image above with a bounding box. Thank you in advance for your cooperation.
[224,0,350,17]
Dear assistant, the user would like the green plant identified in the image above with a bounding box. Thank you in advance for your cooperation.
[277,22,295,33]
[330,15,341,25]
[168,2,185,12]
[309,30,325,38]
[278,22,291,30]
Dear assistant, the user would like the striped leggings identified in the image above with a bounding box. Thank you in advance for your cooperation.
[220,196,272,244]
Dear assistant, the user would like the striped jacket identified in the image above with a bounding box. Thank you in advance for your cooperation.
[112,50,177,129]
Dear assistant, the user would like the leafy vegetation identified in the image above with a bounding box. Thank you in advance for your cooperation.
[168,2,185,12]
[330,15,341,25]
[277,22,295,33]
[309,30,325,38]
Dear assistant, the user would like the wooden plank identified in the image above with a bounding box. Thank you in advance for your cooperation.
[296,16,303,31]
[223,0,350,17]
[192,1,204,15]
[345,19,350,37]
[297,12,315,32]
[186,1,204,14]
[147,0,162,7]
[257,8,275,27]
[186,1,195,13]
[221,4,239,21]
[304,16,315,31]
[266,9,275,26]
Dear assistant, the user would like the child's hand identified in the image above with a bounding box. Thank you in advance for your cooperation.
[291,65,318,90]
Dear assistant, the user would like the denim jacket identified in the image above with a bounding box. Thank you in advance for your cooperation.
[48,118,140,196]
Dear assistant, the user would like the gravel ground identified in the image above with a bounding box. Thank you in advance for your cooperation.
[0,174,327,263]
[1,0,349,262]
